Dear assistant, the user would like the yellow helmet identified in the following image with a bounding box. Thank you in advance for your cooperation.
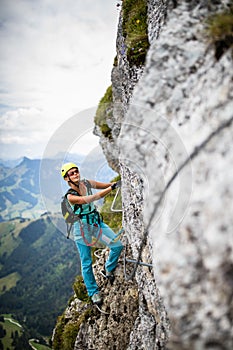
[61,162,78,178]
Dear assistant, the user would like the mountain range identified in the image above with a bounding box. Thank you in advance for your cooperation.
[0,154,116,222]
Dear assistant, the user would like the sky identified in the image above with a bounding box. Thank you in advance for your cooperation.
[0,0,120,160]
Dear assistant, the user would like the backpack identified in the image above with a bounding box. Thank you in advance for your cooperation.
[61,179,94,238]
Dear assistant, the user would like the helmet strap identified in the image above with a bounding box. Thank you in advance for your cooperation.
[68,176,80,189]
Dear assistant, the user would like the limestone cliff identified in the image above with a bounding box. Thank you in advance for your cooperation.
[53,1,233,349]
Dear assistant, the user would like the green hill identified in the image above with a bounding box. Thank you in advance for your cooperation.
[0,216,81,338]
[0,314,31,350]
[0,314,52,350]
[0,157,43,221]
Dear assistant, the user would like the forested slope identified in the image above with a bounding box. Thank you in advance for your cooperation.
[0,216,81,337]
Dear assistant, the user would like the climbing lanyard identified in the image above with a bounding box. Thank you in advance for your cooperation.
[80,220,102,247]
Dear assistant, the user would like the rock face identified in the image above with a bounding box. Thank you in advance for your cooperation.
[118,1,233,349]
[54,1,233,349]
[72,248,139,350]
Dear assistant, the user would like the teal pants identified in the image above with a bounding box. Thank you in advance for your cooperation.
[74,221,123,297]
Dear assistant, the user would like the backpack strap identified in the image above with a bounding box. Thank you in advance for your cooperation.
[83,179,92,193]
[83,179,93,212]
[65,179,93,215]
[65,188,82,213]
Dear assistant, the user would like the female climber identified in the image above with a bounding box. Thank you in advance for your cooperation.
[61,162,123,305]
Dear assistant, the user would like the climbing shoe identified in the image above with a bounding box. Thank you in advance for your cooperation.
[105,270,115,284]
[91,293,103,306]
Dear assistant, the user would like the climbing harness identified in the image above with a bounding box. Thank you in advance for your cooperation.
[79,220,103,247]
[61,179,103,245]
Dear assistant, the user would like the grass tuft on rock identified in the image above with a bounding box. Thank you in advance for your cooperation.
[206,4,233,59]
[94,85,113,138]
[122,0,149,66]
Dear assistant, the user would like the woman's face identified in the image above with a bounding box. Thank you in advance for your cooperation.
[66,167,80,182]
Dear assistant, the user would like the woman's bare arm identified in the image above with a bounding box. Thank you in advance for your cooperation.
[67,186,112,205]
[88,179,115,189]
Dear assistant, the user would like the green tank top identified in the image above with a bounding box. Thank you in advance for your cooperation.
[69,179,95,215]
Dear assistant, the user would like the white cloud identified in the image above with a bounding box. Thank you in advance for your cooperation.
[0,107,50,142]
[0,0,119,159]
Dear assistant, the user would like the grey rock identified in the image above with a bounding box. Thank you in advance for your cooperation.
[54,0,233,349]
[119,0,233,349]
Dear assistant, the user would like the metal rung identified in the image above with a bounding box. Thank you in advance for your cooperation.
[111,187,122,212]
[125,258,153,268]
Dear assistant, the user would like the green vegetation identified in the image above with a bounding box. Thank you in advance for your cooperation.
[0,315,31,350]
[72,275,89,302]
[0,158,41,221]
[122,0,149,66]
[53,306,92,350]
[52,315,66,350]
[0,221,23,258]
[0,272,21,295]
[100,175,122,233]
[113,55,118,66]
[206,3,233,59]
[94,85,113,138]
[61,322,79,350]
[94,1,149,135]
[0,314,51,350]
[0,217,80,338]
